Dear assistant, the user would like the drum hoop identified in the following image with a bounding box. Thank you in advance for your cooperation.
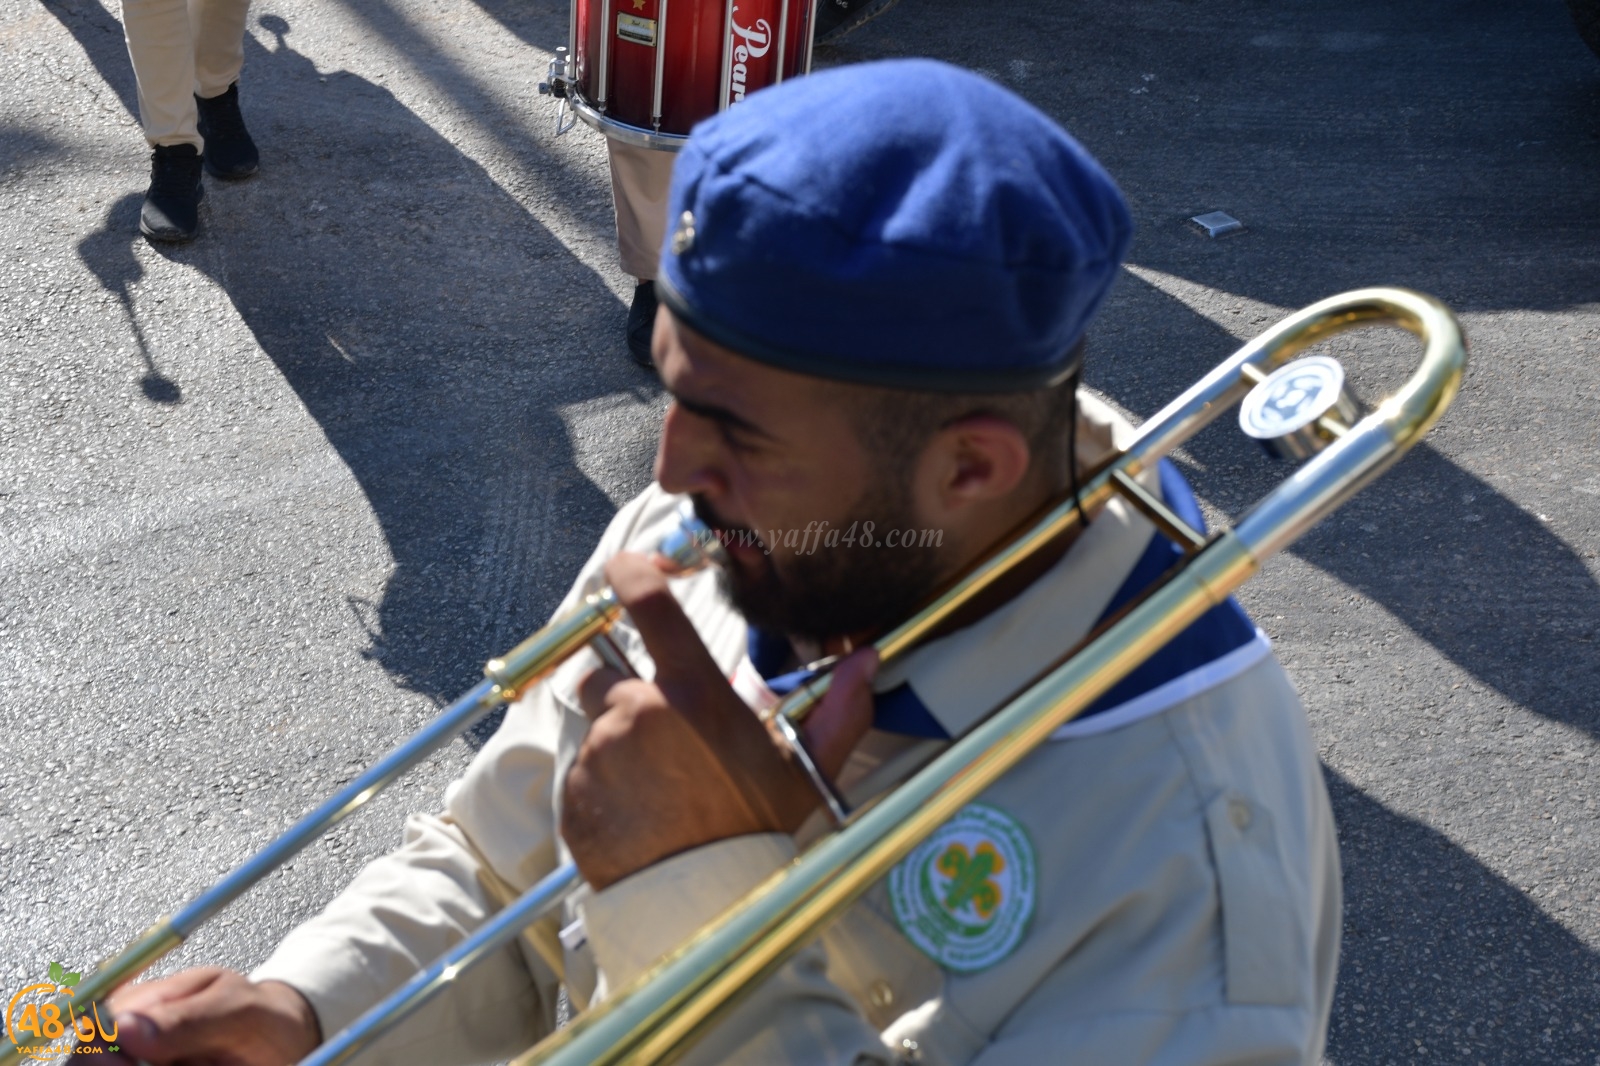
[570,93,689,151]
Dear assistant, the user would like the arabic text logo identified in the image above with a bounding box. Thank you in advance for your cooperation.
[5,963,120,1061]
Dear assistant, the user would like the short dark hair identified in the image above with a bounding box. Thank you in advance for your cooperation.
[841,344,1083,486]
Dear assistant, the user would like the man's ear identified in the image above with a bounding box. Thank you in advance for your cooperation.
[915,415,1032,517]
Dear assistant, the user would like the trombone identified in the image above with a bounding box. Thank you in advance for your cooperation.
[0,287,1464,1066]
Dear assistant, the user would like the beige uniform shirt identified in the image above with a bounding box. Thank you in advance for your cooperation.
[254,395,1341,1065]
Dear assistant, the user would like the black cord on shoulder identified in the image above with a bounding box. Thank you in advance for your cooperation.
[1066,367,1083,524]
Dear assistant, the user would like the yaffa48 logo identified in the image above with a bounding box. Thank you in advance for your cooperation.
[5,962,120,1059]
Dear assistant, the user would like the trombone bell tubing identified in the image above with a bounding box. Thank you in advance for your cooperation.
[1232,292,1463,562]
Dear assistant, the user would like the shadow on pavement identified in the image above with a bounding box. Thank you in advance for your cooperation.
[1326,767,1600,1065]
[75,193,185,404]
[819,0,1600,315]
[1292,448,1600,741]
[38,0,141,118]
[72,16,656,737]
[0,125,67,177]
[325,0,617,253]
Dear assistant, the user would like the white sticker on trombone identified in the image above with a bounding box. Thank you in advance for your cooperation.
[617,13,657,46]
[888,803,1036,973]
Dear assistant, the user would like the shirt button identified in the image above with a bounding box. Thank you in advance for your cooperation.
[1229,799,1253,831]
[868,979,895,1009]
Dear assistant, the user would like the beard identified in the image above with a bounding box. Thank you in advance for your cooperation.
[692,480,947,644]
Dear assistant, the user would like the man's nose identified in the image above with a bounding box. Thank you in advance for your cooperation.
[655,404,727,498]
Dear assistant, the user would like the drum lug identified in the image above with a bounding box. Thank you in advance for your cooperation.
[539,47,573,99]
[539,48,579,136]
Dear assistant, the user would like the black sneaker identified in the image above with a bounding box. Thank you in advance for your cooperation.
[140,143,205,242]
[627,281,658,368]
[813,0,904,44]
[195,82,259,180]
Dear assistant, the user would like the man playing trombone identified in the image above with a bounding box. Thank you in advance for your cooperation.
[88,59,1341,1066]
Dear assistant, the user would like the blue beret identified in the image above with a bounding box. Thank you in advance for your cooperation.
[657,59,1133,392]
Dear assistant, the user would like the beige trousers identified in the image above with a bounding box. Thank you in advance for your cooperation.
[606,139,677,281]
[122,0,252,148]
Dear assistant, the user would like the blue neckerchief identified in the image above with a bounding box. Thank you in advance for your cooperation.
[745,460,1258,739]
[746,608,953,739]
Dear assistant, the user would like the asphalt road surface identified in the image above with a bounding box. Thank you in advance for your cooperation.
[2,0,1597,1063]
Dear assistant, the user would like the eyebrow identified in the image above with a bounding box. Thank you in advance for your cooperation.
[669,391,777,441]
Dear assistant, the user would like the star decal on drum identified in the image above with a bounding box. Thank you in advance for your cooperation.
[631,0,645,9]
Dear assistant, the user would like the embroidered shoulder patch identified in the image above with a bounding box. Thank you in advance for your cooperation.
[887,802,1037,973]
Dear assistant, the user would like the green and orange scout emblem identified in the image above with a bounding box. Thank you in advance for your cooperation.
[5,963,120,1060]
[889,803,1037,974]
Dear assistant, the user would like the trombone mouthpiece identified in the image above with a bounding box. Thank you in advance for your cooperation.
[655,501,729,576]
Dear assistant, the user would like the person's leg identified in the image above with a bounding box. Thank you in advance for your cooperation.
[192,0,249,97]
[192,0,258,178]
[122,0,205,240]
[606,139,677,367]
[124,0,201,148]
[607,139,675,281]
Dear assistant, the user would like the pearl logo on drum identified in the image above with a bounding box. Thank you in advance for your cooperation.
[728,9,773,102]
[730,13,773,58]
